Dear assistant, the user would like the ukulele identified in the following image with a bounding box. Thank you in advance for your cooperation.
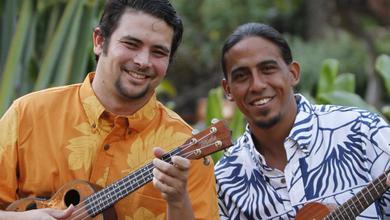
[6,120,233,220]
[296,170,390,219]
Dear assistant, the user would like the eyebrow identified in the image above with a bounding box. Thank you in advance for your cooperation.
[257,60,278,67]
[231,59,278,73]
[120,35,170,54]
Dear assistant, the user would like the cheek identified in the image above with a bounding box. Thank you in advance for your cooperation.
[230,83,248,98]
[153,59,169,76]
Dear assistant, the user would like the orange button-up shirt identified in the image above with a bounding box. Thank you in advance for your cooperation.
[0,73,219,219]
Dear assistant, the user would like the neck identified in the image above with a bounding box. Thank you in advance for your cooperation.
[250,97,298,170]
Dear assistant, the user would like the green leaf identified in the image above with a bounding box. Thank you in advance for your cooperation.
[375,54,390,96]
[211,151,224,164]
[317,91,379,114]
[53,0,83,86]
[381,105,390,121]
[205,87,223,126]
[0,0,34,115]
[0,0,20,75]
[156,80,177,98]
[69,0,99,83]
[34,0,79,90]
[317,58,339,95]
[334,73,355,93]
[229,106,245,139]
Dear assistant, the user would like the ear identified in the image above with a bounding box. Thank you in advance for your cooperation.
[288,61,301,87]
[222,79,234,101]
[93,27,105,56]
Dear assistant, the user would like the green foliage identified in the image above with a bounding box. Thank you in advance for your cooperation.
[291,31,367,94]
[315,58,379,114]
[316,59,339,95]
[205,87,246,162]
[376,54,390,119]
[0,0,34,114]
[375,54,390,95]
[0,0,100,115]
[206,87,224,125]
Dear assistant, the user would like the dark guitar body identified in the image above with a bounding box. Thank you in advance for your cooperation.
[6,179,117,220]
[295,202,336,220]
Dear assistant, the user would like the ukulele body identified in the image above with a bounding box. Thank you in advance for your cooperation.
[6,179,117,220]
[296,202,336,220]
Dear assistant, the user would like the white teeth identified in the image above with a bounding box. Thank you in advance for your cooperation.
[128,71,146,79]
[253,98,271,105]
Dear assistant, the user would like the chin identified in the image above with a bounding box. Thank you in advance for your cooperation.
[253,114,281,129]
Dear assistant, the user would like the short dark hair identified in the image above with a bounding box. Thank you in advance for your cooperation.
[221,23,292,79]
[96,0,183,62]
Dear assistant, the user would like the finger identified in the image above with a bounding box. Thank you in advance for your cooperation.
[153,147,165,158]
[153,166,186,187]
[171,156,190,171]
[153,174,175,194]
[43,206,74,219]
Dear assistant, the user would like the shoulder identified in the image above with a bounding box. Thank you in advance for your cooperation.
[12,84,82,116]
[313,103,382,126]
[156,101,192,132]
[297,94,383,126]
[214,133,252,177]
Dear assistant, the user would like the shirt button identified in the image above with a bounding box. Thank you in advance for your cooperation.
[103,144,110,151]
[91,123,97,133]
[280,178,286,184]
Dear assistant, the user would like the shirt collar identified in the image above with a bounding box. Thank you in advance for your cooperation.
[80,72,157,133]
[286,94,317,154]
[244,94,317,160]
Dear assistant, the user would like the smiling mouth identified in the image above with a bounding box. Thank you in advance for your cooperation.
[252,97,273,106]
[124,69,149,80]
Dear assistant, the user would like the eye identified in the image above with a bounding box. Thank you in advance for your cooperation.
[231,69,248,82]
[120,40,139,49]
[261,64,277,74]
[152,49,169,58]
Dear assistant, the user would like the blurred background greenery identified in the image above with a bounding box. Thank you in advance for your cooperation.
[1,0,390,161]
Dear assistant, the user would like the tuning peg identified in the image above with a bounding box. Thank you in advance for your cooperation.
[211,118,219,124]
[192,129,199,135]
[203,157,210,166]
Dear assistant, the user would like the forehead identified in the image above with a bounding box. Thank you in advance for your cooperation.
[224,36,283,72]
[113,10,174,45]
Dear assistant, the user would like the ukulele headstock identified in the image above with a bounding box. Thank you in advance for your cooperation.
[178,119,233,160]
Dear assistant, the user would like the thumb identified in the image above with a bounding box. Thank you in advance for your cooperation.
[47,205,75,219]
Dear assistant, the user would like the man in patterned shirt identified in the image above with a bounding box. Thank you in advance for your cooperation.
[215,22,390,219]
[0,0,218,219]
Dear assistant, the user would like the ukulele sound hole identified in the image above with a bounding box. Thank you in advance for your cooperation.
[64,189,80,207]
[26,202,37,210]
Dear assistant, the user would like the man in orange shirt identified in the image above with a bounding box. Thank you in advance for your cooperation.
[0,0,218,219]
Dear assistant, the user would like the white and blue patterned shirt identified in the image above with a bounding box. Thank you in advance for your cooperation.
[215,94,390,220]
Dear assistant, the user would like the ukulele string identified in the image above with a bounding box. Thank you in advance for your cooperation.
[70,129,219,220]
[328,172,389,220]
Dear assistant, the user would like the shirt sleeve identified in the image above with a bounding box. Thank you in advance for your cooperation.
[217,187,230,220]
[187,156,220,220]
[0,103,19,209]
[365,114,390,217]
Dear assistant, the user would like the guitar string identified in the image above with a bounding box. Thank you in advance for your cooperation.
[74,140,219,220]
[335,174,387,220]
[326,172,389,220]
[70,128,224,220]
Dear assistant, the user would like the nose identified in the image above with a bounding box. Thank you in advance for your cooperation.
[133,49,151,69]
[250,72,267,92]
